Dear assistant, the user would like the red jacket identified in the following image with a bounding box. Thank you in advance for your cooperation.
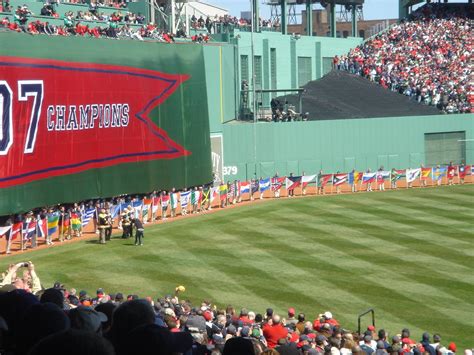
[263,323,288,348]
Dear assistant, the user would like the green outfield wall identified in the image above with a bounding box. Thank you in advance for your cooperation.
[220,115,474,180]
[0,33,212,215]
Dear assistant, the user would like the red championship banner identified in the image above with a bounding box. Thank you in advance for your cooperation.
[0,56,190,188]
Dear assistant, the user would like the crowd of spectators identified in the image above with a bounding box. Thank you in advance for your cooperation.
[335,4,473,114]
[1,3,176,42]
[191,14,277,33]
[0,266,470,355]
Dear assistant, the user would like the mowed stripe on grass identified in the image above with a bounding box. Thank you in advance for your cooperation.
[2,185,473,348]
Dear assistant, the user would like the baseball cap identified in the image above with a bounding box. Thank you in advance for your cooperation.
[368,325,376,331]
[288,307,295,316]
[324,311,333,319]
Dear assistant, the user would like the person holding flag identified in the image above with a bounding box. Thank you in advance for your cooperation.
[22,211,36,250]
[317,170,324,195]
[58,206,71,242]
[71,203,83,237]
[458,163,468,184]
[447,162,456,186]
[377,167,385,191]
[420,164,431,187]
[219,182,227,208]
[201,185,210,212]
[349,169,359,193]
[161,191,170,220]
[180,188,191,215]
[170,188,179,217]
[272,173,283,198]
[191,187,200,214]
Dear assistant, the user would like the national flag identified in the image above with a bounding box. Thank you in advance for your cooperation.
[420,167,432,180]
[219,184,228,201]
[161,195,170,207]
[191,190,201,205]
[240,181,250,194]
[432,166,447,181]
[23,220,37,239]
[390,169,405,182]
[228,182,236,198]
[362,172,376,184]
[271,177,285,191]
[259,178,271,192]
[180,191,191,208]
[471,166,474,175]
[152,197,160,214]
[10,222,23,240]
[376,171,390,184]
[319,174,333,187]
[210,187,219,203]
[458,165,470,179]
[333,173,348,186]
[111,203,126,219]
[301,175,317,188]
[132,200,143,218]
[81,208,96,227]
[170,193,178,209]
[142,198,152,221]
[348,171,362,185]
[201,188,210,204]
[285,176,301,191]
[406,168,421,183]
[37,217,47,238]
[0,226,12,238]
[47,213,60,235]
[447,165,456,178]
[70,213,82,231]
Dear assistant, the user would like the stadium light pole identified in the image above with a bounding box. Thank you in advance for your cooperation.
[250,0,258,180]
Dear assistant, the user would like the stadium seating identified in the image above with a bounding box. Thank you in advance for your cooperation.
[339,3,473,114]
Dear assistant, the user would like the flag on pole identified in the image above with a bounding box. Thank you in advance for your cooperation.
[81,208,96,228]
[142,198,152,222]
[362,172,376,184]
[201,188,210,205]
[348,171,362,185]
[271,177,285,191]
[228,183,236,199]
[259,178,271,192]
[333,173,348,186]
[471,166,474,175]
[447,165,456,179]
[406,168,421,183]
[132,200,143,218]
[301,175,317,188]
[420,167,432,180]
[285,176,301,191]
[47,213,60,235]
[210,187,219,203]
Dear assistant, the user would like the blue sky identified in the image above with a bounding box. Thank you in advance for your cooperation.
[212,0,400,20]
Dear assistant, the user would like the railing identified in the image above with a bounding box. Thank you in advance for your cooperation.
[358,308,375,335]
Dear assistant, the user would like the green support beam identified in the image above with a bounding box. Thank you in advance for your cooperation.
[281,0,287,35]
[252,0,260,32]
[306,0,312,36]
[351,5,357,37]
[329,2,336,37]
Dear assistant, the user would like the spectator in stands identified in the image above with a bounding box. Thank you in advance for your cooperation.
[342,3,472,114]
[263,314,288,349]
[0,262,42,294]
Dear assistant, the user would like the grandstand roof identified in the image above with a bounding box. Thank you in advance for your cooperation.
[279,70,441,121]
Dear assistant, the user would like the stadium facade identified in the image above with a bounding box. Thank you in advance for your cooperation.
[0,3,473,215]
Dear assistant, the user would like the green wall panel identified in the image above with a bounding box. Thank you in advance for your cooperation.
[222,114,474,180]
[0,33,212,215]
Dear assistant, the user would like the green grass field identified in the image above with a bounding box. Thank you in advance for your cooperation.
[3,185,474,348]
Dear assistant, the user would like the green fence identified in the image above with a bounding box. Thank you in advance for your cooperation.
[220,114,474,180]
